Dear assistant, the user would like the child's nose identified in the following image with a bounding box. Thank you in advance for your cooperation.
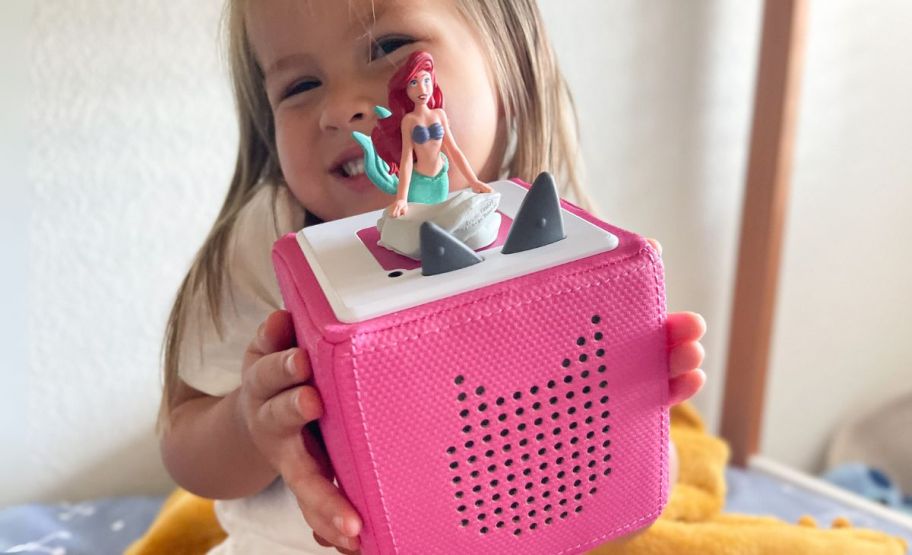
[319,97,374,133]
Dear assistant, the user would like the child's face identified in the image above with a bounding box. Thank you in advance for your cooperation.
[246,0,505,221]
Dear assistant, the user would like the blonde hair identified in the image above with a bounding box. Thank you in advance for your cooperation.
[159,0,591,427]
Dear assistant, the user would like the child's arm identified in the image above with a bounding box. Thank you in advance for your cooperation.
[160,310,363,553]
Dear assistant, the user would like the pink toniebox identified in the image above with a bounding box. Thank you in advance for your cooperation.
[272,178,670,555]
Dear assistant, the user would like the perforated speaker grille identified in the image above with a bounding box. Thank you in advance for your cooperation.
[445,314,613,537]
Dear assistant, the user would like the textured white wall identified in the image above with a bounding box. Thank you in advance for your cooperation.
[5,0,237,505]
[4,0,908,506]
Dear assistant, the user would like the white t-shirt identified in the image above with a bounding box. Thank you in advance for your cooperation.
[177,185,336,554]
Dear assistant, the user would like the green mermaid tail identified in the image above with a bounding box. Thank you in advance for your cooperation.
[352,131,399,196]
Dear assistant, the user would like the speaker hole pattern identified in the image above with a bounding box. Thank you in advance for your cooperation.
[446,314,613,536]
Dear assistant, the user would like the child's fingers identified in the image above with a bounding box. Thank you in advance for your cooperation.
[313,532,360,555]
[288,470,363,552]
[243,310,296,369]
[244,348,312,401]
[666,311,706,346]
[668,341,704,378]
[645,238,663,256]
[257,385,323,431]
[668,368,706,406]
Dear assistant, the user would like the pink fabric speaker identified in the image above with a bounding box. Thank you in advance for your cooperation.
[272,179,669,555]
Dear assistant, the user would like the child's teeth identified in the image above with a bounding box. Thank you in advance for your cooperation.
[342,159,365,177]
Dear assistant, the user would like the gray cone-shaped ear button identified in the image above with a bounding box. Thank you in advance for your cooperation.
[420,221,484,276]
[502,172,566,254]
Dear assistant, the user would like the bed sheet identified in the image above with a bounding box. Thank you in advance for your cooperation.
[1,469,909,554]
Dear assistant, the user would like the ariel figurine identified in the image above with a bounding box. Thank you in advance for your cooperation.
[353,51,502,261]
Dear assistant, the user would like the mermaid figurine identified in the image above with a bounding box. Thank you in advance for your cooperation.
[353,51,501,261]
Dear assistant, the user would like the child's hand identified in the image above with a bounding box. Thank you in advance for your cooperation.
[646,239,707,406]
[238,310,362,554]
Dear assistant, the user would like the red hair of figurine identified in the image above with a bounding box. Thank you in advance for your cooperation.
[371,51,444,176]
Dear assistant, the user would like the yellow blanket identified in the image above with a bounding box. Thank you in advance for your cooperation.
[127,404,908,554]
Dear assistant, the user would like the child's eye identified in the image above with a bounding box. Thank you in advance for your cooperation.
[370,35,416,61]
[283,79,321,99]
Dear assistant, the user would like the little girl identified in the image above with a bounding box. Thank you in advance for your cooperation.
[158,1,707,554]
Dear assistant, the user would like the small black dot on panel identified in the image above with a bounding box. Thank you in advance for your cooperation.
[521,453,531,462]
[455,491,464,498]
[589,474,597,481]
[603,425,611,433]
[568,407,577,415]
[496,521,505,528]
[485,449,495,457]
[602,440,611,448]
[587,459,596,466]
[554,442,563,451]
[583,401,593,409]
[450,461,459,469]
[524,482,533,490]
[545,517,553,525]
[496,396,505,406]
[462,425,472,434]
[569,422,579,430]
[515,407,525,416]
[468,455,477,463]
[570,437,579,445]
[447,446,456,455]
[481,419,490,428]
[585,416,594,424]
[453,476,462,484]
[517,423,527,432]
[557,471,566,479]
[519,438,528,447]
[503,444,513,452]
[523,468,532,476]
[526,495,535,503]
[513,391,522,400]
[586,431,595,439]
[491,480,500,488]
[534,417,543,426]
[532,402,542,410]
[574,493,583,500]
[541,476,550,485]
[599,380,608,388]
[475,499,484,507]
[482,434,492,442]
[475,386,485,395]
[455,375,465,385]
[507,473,516,481]
[573,479,582,487]
[510,502,519,510]
[562,359,571,368]
[458,392,467,401]
[457,505,467,512]
[498,413,507,421]
[477,513,486,521]
[579,354,588,362]
[461,519,469,526]
[479,403,488,412]
[537,447,547,456]
[596,349,605,357]
[575,506,583,513]
[530,522,538,530]
[600,396,609,404]
[500,429,509,437]
[509,487,518,496]
[559,498,568,505]
[581,370,590,378]
[470,470,480,478]
[560,511,568,519]
[549,396,559,405]
[565,391,575,400]
[493,505,502,512]
[604,468,612,475]
[592,315,601,324]
[480,526,489,534]
[577,337,586,346]
[601,410,610,418]
[535,433,545,441]
[590,487,598,495]
[582,386,591,394]
[530,385,539,394]
[563,375,573,384]
[603,454,612,462]
[598,365,607,373]
[528,509,537,517]
[460,409,470,418]
[514,529,522,536]
[542,490,551,498]
[571,451,580,460]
